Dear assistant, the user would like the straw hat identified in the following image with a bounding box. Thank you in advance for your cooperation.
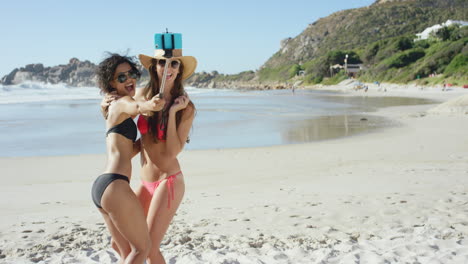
[139,49,197,80]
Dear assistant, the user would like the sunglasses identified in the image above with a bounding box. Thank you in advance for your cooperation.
[115,70,140,83]
[157,59,181,69]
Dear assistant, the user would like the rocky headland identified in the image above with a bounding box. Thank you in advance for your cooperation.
[0,58,150,88]
[0,59,285,90]
[1,58,97,87]
[185,71,293,90]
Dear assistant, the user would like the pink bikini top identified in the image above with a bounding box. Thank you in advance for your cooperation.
[137,116,166,141]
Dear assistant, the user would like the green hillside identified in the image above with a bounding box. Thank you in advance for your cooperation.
[187,0,468,87]
[260,0,467,85]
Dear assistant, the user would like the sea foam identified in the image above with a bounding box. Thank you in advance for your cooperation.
[0,82,101,104]
[0,83,218,104]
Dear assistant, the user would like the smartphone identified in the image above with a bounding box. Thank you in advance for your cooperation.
[154,33,182,50]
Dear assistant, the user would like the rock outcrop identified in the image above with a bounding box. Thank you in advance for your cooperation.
[1,58,149,87]
[372,0,414,5]
[1,58,97,86]
[185,71,291,90]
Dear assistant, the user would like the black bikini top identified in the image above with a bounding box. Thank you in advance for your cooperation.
[106,118,137,142]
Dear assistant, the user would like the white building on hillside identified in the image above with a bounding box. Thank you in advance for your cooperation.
[415,20,468,40]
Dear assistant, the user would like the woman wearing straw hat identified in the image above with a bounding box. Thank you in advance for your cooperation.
[134,36,197,263]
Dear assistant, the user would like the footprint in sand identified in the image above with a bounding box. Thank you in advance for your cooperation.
[29,256,44,263]
[91,250,118,263]
[193,219,210,227]
[382,209,400,215]
[178,235,192,244]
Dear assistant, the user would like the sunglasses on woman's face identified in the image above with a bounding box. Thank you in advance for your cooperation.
[115,70,140,83]
[157,59,181,69]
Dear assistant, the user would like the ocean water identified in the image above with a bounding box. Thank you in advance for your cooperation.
[0,83,433,157]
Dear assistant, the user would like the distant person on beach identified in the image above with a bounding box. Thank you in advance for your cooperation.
[92,54,163,263]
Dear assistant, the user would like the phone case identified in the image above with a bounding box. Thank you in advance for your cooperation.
[154,33,182,50]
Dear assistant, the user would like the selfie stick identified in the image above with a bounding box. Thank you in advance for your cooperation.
[158,30,176,99]
[159,61,169,99]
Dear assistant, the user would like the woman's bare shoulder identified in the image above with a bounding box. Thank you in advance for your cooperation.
[108,96,134,113]
[181,103,195,121]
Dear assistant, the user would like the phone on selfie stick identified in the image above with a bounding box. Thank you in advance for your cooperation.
[155,29,182,99]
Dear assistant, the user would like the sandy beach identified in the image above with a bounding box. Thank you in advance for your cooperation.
[1,82,468,263]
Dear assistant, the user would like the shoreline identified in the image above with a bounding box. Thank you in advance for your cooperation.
[1,86,468,263]
[0,84,450,159]
[304,80,468,101]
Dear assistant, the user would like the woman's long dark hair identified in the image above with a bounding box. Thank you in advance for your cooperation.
[142,58,195,143]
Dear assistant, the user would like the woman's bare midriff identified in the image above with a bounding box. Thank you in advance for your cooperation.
[103,135,134,178]
[140,135,181,182]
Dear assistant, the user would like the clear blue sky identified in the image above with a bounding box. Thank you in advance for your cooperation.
[0,0,375,77]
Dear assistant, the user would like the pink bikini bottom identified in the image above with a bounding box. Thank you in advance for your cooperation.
[141,171,182,209]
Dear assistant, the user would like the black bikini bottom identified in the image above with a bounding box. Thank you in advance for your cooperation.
[91,173,129,208]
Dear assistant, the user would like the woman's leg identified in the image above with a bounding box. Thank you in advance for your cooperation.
[101,180,152,264]
[111,184,152,254]
[146,176,185,264]
[135,184,152,217]
[110,237,123,260]
[100,210,131,261]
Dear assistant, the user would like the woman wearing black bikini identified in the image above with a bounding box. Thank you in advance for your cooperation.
[91,54,163,264]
